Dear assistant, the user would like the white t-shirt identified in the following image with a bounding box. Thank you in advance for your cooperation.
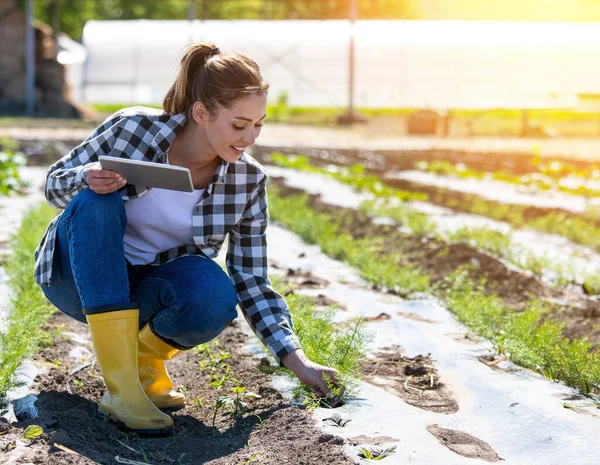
[123,158,205,265]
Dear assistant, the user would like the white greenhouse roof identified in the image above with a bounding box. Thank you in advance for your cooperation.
[78,20,600,109]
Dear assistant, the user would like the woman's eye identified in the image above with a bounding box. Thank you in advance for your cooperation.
[233,124,245,130]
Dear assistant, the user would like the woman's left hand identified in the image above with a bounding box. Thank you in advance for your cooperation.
[282,349,344,406]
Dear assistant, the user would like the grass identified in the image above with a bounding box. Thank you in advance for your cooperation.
[268,188,431,294]
[280,290,373,404]
[0,203,58,398]
[417,159,600,199]
[268,186,600,396]
[269,154,593,287]
[446,268,600,394]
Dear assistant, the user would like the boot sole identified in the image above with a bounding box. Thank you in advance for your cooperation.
[158,403,185,413]
[97,410,174,436]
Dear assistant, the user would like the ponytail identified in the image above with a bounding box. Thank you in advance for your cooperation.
[162,43,217,115]
[162,42,269,117]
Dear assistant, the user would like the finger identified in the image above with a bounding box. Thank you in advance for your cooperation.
[90,177,126,188]
[89,169,124,180]
[90,180,125,194]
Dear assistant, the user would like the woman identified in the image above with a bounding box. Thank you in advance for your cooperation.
[34,42,339,436]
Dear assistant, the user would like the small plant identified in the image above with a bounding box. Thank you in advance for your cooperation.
[253,414,268,430]
[358,445,397,460]
[72,378,84,389]
[230,386,261,415]
[192,396,204,410]
[178,385,188,394]
[212,395,233,431]
[23,425,43,441]
[323,413,351,427]
[238,450,264,465]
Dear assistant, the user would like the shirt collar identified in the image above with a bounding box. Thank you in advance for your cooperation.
[153,112,230,184]
[151,112,186,159]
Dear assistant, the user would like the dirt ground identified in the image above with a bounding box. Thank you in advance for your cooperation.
[1,310,351,465]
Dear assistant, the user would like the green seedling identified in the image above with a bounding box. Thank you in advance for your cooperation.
[323,413,351,427]
[358,445,397,460]
[72,378,84,389]
[178,385,188,394]
[193,396,204,410]
[230,386,262,415]
[236,450,264,465]
[212,395,233,431]
[253,414,268,430]
[23,425,43,440]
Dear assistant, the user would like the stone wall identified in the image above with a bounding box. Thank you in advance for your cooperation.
[0,0,80,117]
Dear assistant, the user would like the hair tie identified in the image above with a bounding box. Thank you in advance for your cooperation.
[206,47,221,61]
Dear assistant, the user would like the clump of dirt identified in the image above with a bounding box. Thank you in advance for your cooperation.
[2,312,351,465]
[361,348,458,414]
[426,424,501,462]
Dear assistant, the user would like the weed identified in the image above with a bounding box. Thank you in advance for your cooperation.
[323,413,351,427]
[72,378,84,389]
[253,414,268,430]
[212,395,233,431]
[358,445,397,460]
[230,386,261,415]
[239,450,263,465]
[192,397,204,410]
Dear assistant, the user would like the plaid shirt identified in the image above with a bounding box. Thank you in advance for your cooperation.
[34,106,301,363]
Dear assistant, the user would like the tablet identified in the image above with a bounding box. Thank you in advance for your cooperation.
[98,156,194,192]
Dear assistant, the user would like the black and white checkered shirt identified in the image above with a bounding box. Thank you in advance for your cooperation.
[34,106,301,363]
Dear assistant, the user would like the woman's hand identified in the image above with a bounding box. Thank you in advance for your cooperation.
[85,162,127,194]
[282,349,344,406]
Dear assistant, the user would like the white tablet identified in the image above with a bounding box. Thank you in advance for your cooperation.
[98,156,194,192]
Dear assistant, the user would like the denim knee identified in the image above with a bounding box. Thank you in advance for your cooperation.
[171,280,237,347]
[149,260,239,349]
[66,189,126,230]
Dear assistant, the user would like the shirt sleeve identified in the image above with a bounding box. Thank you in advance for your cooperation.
[226,174,302,365]
[45,114,125,209]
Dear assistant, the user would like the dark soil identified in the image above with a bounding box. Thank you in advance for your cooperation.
[270,177,600,346]
[426,424,501,463]
[252,145,598,176]
[361,348,458,414]
[2,311,351,465]
[252,145,600,237]
[251,144,600,179]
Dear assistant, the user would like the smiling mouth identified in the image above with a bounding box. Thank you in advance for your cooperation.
[230,146,247,154]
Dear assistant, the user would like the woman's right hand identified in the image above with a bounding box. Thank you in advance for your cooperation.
[85,162,127,194]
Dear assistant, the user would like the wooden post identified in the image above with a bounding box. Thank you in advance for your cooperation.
[25,0,35,115]
[348,0,357,118]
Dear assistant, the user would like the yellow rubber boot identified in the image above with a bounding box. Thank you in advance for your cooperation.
[86,309,174,435]
[138,324,185,411]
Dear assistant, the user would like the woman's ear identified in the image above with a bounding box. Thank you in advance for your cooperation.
[191,101,211,124]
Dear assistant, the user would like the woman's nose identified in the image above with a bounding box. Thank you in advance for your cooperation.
[242,128,257,145]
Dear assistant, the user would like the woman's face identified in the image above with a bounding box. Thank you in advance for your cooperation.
[205,93,268,163]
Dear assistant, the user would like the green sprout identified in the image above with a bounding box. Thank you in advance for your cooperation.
[323,413,351,427]
[358,445,397,460]
[212,395,233,431]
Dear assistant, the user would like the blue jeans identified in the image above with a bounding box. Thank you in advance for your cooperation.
[40,189,238,349]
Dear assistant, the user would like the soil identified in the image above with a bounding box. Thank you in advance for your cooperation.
[270,177,600,348]
[2,311,351,465]
[426,424,501,463]
[361,348,458,415]
[252,145,600,236]
[251,145,600,179]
